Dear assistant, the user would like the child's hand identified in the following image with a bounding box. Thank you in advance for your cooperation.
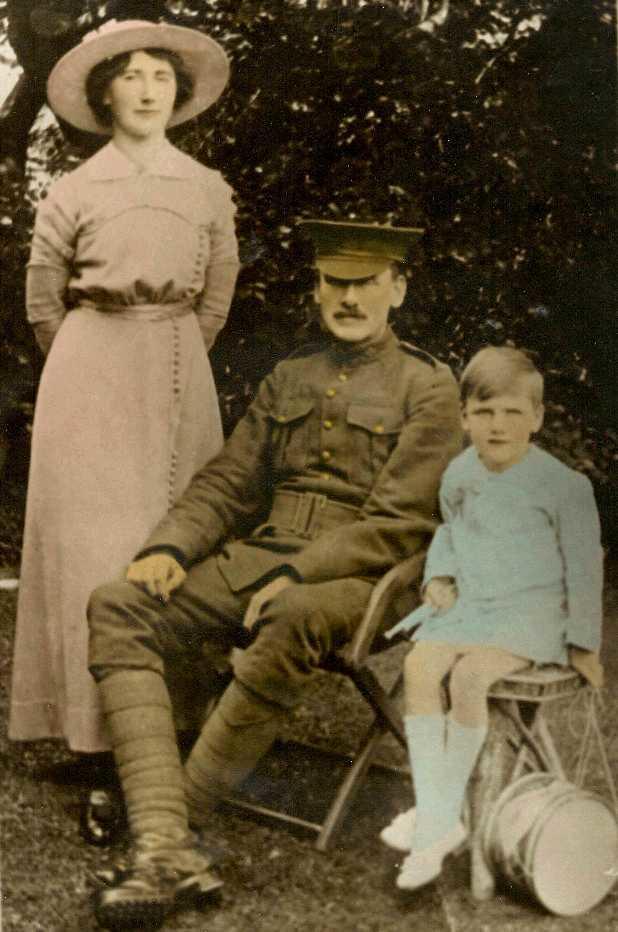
[569,646,604,688]
[423,577,457,614]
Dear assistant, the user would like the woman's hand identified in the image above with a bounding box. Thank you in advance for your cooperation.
[126,554,186,603]
[423,576,457,614]
[569,646,604,688]
[33,321,61,355]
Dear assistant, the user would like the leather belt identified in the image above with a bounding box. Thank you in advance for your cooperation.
[268,490,361,539]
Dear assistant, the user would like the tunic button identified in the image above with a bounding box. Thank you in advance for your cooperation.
[338,373,348,382]
[321,450,331,461]
[276,415,285,423]
[374,424,385,434]
[325,388,336,398]
[320,473,330,480]
[323,420,333,430]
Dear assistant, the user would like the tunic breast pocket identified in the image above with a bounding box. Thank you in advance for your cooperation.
[268,397,316,474]
[346,403,403,484]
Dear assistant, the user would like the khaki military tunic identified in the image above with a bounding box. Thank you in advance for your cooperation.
[89,327,462,708]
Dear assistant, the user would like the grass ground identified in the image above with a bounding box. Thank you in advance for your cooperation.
[1,463,617,931]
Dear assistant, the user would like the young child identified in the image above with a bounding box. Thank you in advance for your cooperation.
[380,346,604,892]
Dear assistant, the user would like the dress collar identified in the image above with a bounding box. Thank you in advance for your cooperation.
[87,140,195,180]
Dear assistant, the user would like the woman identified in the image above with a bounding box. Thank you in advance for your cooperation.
[9,19,239,834]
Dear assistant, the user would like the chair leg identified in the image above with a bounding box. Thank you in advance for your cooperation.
[347,668,407,748]
[468,704,512,901]
[534,713,567,779]
[500,700,554,772]
[316,717,391,851]
[315,670,406,851]
[468,696,573,902]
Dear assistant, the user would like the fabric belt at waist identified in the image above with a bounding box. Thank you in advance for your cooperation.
[77,300,194,322]
[268,489,361,539]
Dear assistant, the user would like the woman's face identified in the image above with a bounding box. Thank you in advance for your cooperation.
[103,50,177,141]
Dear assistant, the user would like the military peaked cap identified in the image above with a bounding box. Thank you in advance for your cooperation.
[298,219,424,279]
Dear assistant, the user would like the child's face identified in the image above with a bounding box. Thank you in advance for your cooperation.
[462,387,544,473]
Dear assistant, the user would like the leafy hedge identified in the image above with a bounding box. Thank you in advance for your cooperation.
[0,0,615,544]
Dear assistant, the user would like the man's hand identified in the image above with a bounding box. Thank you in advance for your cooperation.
[423,576,457,614]
[569,646,604,688]
[126,554,186,604]
[243,576,296,631]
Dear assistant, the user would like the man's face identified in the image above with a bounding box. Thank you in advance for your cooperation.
[462,387,544,473]
[315,267,407,346]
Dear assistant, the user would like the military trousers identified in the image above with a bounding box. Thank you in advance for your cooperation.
[88,555,375,711]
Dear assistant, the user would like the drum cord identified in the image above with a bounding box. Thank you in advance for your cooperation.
[571,688,618,817]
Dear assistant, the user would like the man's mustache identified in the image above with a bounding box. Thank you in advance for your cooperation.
[334,310,365,318]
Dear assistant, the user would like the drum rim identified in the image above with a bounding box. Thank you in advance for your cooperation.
[482,772,558,861]
[485,773,618,916]
[525,789,618,916]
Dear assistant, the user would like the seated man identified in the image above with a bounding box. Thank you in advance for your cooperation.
[87,220,463,930]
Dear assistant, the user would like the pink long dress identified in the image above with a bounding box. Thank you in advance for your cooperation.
[9,140,239,752]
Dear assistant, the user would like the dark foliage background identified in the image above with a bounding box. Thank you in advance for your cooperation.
[0,0,616,547]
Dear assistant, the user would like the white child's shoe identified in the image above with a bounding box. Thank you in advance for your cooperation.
[379,807,417,852]
[395,821,467,891]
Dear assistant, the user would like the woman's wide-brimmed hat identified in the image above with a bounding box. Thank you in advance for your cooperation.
[47,19,230,134]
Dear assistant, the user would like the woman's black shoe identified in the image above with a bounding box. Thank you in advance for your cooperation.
[80,787,125,847]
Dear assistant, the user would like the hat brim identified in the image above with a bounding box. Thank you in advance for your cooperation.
[315,256,396,279]
[47,21,229,135]
[299,220,425,279]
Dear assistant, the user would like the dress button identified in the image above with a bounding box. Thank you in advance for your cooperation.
[320,472,330,480]
[321,450,331,460]
[325,388,336,398]
[323,420,333,430]
[374,424,385,434]
[276,415,285,423]
[338,373,348,382]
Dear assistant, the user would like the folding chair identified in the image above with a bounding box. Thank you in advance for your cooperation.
[226,552,424,850]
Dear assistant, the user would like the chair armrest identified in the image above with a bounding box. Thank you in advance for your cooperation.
[343,551,425,669]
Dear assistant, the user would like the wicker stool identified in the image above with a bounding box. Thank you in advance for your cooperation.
[467,665,616,901]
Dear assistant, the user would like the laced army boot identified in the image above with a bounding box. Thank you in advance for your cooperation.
[94,836,222,930]
[94,670,223,928]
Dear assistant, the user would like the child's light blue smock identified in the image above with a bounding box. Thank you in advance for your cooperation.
[389,445,603,663]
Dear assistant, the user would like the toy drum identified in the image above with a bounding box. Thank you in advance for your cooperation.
[484,772,618,916]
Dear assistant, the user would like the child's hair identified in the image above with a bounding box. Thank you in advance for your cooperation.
[461,346,544,407]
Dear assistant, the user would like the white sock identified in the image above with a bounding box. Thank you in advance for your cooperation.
[441,714,488,830]
[404,714,450,851]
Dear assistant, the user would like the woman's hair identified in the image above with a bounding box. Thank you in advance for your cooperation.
[85,47,195,128]
[461,346,544,407]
